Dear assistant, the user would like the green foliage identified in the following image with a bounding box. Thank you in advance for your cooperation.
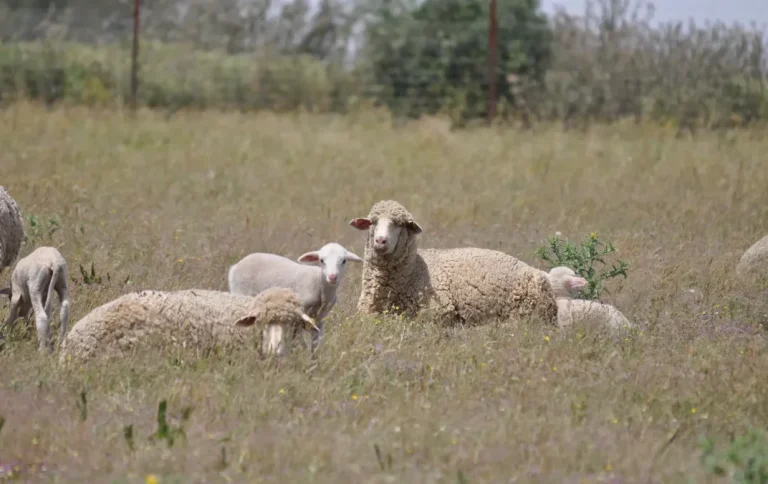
[700,430,768,483]
[149,400,193,449]
[22,213,60,246]
[363,0,552,126]
[536,232,629,300]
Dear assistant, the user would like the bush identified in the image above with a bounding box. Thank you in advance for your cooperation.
[535,232,629,300]
[700,429,768,484]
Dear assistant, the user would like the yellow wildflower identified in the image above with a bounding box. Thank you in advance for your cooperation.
[146,475,159,484]
[278,388,285,395]
[691,407,697,414]
[352,394,359,401]
[543,335,550,342]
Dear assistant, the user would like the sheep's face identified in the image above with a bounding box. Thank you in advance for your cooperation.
[297,242,362,286]
[349,216,423,256]
[547,266,588,298]
[236,311,316,357]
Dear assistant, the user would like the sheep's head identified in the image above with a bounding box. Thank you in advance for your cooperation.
[297,242,362,286]
[349,200,423,256]
[234,287,318,356]
[546,266,588,298]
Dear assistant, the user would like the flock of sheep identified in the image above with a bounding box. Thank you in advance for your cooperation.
[1,186,767,366]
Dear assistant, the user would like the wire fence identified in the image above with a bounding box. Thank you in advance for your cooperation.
[0,0,767,131]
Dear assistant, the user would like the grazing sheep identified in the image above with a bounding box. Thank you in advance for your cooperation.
[0,186,24,275]
[60,288,314,362]
[348,200,558,326]
[0,246,71,352]
[59,287,318,364]
[544,266,632,329]
[227,242,363,352]
[735,234,768,284]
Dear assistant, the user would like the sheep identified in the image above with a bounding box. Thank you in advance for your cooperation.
[543,266,632,329]
[227,242,363,352]
[0,246,71,352]
[348,200,558,326]
[58,287,318,365]
[735,234,768,284]
[0,186,24,275]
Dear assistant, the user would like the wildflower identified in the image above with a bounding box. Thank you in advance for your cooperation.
[590,232,597,239]
[146,475,159,484]
[278,388,285,395]
[610,418,618,424]
[543,335,550,342]
[352,394,359,401]
[481,362,487,368]
[177,258,183,263]
[552,366,557,372]
[451,437,458,445]
[605,463,613,472]
[691,407,697,414]
[32,437,39,445]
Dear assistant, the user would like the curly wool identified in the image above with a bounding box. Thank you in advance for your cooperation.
[356,200,558,326]
[0,186,24,272]
[735,234,768,282]
[59,287,306,364]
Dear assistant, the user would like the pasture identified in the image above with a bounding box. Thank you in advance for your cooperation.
[1,102,768,483]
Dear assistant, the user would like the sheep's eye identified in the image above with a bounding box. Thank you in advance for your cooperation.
[320,258,325,264]
[342,260,346,265]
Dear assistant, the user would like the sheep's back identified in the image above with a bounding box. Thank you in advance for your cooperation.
[0,186,24,270]
[736,234,768,281]
[60,290,259,363]
[418,247,557,325]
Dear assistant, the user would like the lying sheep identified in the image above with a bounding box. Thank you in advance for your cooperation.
[0,186,24,275]
[544,266,632,329]
[0,247,71,352]
[348,200,558,326]
[735,234,768,284]
[227,242,363,352]
[58,287,317,364]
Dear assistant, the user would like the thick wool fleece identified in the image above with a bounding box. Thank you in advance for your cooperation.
[357,200,558,326]
[0,186,24,273]
[735,234,768,282]
[59,287,305,364]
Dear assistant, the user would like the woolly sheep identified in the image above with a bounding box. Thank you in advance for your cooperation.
[0,186,24,275]
[735,234,768,284]
[58,287,317,364]
[348,200,558,326]
[227,242,363,352]
[0,247,71,352]
[544,266,632,329]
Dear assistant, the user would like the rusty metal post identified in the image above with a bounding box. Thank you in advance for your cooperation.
[487,0,498,124]
[130,0,142,111]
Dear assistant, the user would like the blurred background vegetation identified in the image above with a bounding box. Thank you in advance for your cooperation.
[0,0,766,131]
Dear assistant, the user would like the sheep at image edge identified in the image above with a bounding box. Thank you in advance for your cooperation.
[58,287,318,364]
[348,200,558,326]
[735,234,768,285]
[0,186,24,275]
[544,266,633,330]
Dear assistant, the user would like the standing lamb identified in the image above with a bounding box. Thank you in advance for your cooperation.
[228,242,363,352]
[735,234,768,284]
[59,287,317,364]
[543,266,632,329]
[0,186,24,275]
[348,200,558,326]
[0,246,71,352]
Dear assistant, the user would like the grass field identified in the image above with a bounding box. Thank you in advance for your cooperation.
[1,102,768,483]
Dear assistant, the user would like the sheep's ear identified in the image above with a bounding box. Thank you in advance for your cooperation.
[298,251,321,264]
[345,251,363,263]
[406,221,423,234]
[349,218,373,230]
[235,316,257,327]
[567,276,589,290]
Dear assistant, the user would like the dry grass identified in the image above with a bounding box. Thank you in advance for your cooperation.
[1,102,768,483]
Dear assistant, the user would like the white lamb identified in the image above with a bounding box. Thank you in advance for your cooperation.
[228,242,363,352]
[0,186,24,275]
[59,287,317,364]
[1,246,71,352]
[543,266,632,329]
[735,234,768,285]
[348,200,558,326]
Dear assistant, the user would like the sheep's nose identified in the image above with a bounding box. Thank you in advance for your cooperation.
[328,273,338,283]
[375,236,387,245]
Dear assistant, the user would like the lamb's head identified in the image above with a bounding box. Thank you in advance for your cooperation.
[297,242,362,286]
[234,287,318,356]
[349,200,423,257]
[546,266,588,298]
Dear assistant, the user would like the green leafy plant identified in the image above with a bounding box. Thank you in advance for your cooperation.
[536,232,629,300]
[23,214,60,246]
[149,399,193,448]
[700,429,768,483]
